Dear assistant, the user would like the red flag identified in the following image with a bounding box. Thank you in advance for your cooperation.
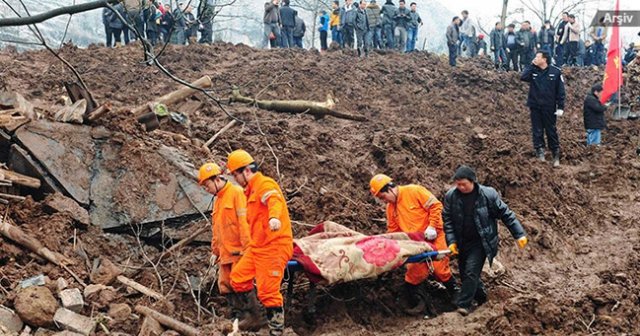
[600,0,623,104]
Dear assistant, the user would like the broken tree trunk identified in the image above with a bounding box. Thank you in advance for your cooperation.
[156,225,210,262]
[116,275,165,301]
[131,76,213,117]
[0,220,69,266]
[203,119,237,149]
[134,305,200,336]
[0,168,41,189]
[229,88,367,122]
[86,103,112,122]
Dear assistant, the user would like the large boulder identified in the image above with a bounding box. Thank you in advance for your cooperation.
[14,286,58,327]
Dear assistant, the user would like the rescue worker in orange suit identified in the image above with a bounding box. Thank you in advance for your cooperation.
[197,163,252,323]
[370,174,458,318]
[226,149,293,336]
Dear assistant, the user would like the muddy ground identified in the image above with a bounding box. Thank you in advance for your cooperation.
[0,42,639,335]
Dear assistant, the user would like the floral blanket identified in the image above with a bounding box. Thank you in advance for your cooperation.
[292,221,434,285]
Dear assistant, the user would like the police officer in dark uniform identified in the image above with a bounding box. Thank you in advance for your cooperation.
[520,51,566,167]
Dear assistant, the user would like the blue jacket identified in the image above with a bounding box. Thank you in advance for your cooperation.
[520,64,566,110]
[319,13,330,32]
[280,4,297,27]
[443,184,526,266]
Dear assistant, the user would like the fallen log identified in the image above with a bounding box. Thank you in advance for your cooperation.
[229,87,367,122]
[116,275,165,301]
[86,103,112,122]
[157,225,210,262]
[131,76,213,117]
[0,193,26,201]
[0,219,68,266]
[134,305,200,336]
[0,168,41,189]
[203,119,237,149]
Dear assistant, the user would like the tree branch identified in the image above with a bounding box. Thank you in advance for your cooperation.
[0,0,119,27]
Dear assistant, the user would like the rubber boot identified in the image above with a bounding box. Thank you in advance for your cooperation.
[442,277,459,302]
[402,282,425,315]
[237,291,266,331]
[474,285,488,306]
[552,150,560,167]
[225,293,243,320]
[266,306,285,336]
[536,148,546,162]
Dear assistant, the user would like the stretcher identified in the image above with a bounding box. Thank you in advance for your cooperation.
[283,249,451,310]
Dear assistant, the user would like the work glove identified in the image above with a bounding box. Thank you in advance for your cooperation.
[209,254,217,266]
[424,226,437,241]
[517,236,528,249]
[506,47,510,53]
[490,47,495,51]
[555,109,564,117]
[448,243,458,256]
[269,218,282,231]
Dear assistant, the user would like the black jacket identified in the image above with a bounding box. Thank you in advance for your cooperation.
[583,92,607,129]
[443,184,526,266]
[280,5,297,27]
[520,64,566,110]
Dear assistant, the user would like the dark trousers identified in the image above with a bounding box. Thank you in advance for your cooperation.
[507,47,519,71]
[530,107,560,152]
[448,43,457,66]
[199,21,213,44]
[457,242,487,309]
[568,41,579,65]
[520,48,534,67]
[293,36,303,48]
[109,28,122,45]
[281,26,294,48]
[104,25,112,47]
[383,24,394,49]
[593,41,605,65]
[554,44,565,66]
[320,30,328,50]
[146,29,158,46]
[122,25,131,44]
[343,25,355,49]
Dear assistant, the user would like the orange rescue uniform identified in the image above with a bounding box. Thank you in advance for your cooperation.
[211,181,251,294]
[230,172,293,307]
[386,184,451,285]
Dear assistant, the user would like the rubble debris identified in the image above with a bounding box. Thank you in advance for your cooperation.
[0,305,24,332]
[0,168,41,189]
[138,316,164,336]
[58,289,83,313]
[52,308,95,336]
[53,100,85,124]
[55,278,68,293]
[43,194,89,227]
[19,275,47,289]
[107,303,131,322]
[14,287,58,328]
[134,306,199,336]
[116,276,164,301]
[89,258,121,285]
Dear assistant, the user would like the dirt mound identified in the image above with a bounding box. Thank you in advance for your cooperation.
[1,42,639,335]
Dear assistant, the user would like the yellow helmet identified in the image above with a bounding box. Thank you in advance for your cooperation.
[370,174,392,196]
[198,163,222,185]
[226,149,255,173]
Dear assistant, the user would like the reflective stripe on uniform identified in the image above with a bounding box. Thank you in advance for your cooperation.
[261,190,278,205]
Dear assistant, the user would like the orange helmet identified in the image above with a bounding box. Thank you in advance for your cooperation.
[226,149,255,173]
[370,174,392,196]
[198,163,222,185]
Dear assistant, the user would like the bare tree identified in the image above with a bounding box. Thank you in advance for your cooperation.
[519,0,599,28]
[501,0,509,27]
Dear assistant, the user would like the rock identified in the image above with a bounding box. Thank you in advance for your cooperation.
[43,193,90,226]
[56,278,69,293]
[482,258,506,279]
[19,325,32,336]
[19,274,47,289]
[89,258,121,285]
[34,328,55,336]
[138,316,164,336]
[160,331,180,336]
[0,305,24,332]
[52,332,85,336]
[83,284,118,309]
[0,323,18,336]
[14,286,58,328]
[52,308,95,336]
[107,303,131,322]
[59,289,84,313]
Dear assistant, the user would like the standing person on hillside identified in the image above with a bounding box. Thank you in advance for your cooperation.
[279,0,297,48]
[340,0,357,49]
[355,0,370,56]
[184,5,198,44]
[319,10,330,51]
[477,34,487,56]
[107,3,126,47]
[505,24,519,71]
[490,22,507,70]
[102,7,112,47]
[583,84,608,146]
[459,10,477,57]
[143,1,160,46]
[197,163,254,329]
[365,0,382,50]
[263,0,282,49]
[566,14,581,66]
[537,20,555,57]
[446,16,461,67]
[227,150,294,336]
[393,0,411,52]
[197,0,215,44]
[370,174,458,319]
[517,21,536,69]
[555,12,570,65]
[159,3,173,43]
[405,2,422,52]
[443,165,528,316]
[589,21,608,66]
[520,51,566,166]
[293,14,306,48]
[380,0,397,49]
[329,1,342,47]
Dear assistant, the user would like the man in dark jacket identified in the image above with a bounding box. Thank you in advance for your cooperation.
[394,0,411,52]
[102,8,112,47]
[555,12,569,65]
[505,24,519,71]
[264,0,282,49]
[583,84,607,146]
[198,0,215,44]
[107,3,126,47]
[365,0,382,50]
[380,0,397,49]
[538,20,555,57]
[517,21,536,69]
[520,51,566,166]
[355,1,369,56]
[143,1,160,46]
[490,22,506,70]
[446,16,461,66]
[279,0,297,48]
[293,14,306,48]
[444,166,527,316]
[405,2,422,52]
[340,0,358,49]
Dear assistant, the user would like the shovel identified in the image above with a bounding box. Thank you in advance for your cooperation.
[130,76,213,132]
